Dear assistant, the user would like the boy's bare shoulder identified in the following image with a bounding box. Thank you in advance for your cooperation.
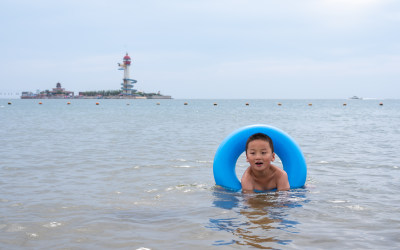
[241,167,251,183]
[272,165,287,176]
[271,165,290,190]
[241,167,254,191]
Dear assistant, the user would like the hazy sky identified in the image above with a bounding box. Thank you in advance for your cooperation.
[1,0,399,99]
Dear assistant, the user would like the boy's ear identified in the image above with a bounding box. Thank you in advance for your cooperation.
[271,152,276,162]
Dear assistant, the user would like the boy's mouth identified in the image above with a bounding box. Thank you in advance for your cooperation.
[255,162,263,166]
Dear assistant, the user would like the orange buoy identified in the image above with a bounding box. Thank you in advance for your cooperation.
[278,103,282,106]
[184,102,188,105]
[67,102,71,105]
[96,102,99,105]
[343,103,347,106]
[245,103,249,106]
[213,103,218,106]
[379,102,383,106]
[308,103,312,106]
[39,102,42,105]
[8,102,11,105]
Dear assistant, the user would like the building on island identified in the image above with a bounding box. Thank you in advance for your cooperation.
[21,82,74,99]
[50,82,74,97]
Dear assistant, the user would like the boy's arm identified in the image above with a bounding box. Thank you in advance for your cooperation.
[276,171,290,191]
[241,170,255,193]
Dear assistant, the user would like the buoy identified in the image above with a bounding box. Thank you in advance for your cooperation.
[96,102,99,105]
[245,103,249,106]
[39,102,42,105]
[213,124,307,191]
[214,103,218,106]
[156,103,160,105]
[184,102,188,105]
[67,102,71,105]
[343,103,347,106]
[308,103,312,106]
[278,103,282,106]
[8,102,11,105]
[379,102,383,106]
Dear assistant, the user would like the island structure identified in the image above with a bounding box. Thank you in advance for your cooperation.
[21,82,74,99]
[21,53,172,99]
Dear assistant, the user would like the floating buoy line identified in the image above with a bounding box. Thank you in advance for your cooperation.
[1,101,387,107]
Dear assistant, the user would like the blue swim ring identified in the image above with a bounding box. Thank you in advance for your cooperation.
[213,124,307,191]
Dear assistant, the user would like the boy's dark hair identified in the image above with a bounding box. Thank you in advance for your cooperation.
[245,133,274,153]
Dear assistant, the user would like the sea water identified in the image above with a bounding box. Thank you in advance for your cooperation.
[1,99,399,249]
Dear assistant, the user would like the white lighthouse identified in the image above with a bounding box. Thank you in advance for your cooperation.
[118,53,137,96]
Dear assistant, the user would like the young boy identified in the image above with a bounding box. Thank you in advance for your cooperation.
[241,133,290,193]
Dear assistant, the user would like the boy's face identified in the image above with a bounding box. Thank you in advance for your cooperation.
[246,139,275,171]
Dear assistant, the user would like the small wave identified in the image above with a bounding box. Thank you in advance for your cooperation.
[288,197,307,202]
[174,165,192,168]
[146,189,158,193]
[166,183,208,192]
[346,205,365,211]
[318,161,329,164]
[27,233,39,238]
[175,159,187,162]
[43,222,62,228]
[328,200,347,203]
[6,224,26,232]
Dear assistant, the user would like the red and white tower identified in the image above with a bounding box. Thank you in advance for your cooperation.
[118,53,137,96]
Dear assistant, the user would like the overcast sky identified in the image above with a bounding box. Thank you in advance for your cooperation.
[1,0,399,99]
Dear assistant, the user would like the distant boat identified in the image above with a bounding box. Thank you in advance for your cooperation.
[349,96,363,100]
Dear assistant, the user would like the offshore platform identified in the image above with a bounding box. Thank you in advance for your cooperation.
[118,53,137,96]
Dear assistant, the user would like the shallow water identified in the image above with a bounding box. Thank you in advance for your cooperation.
[1,99,399,249]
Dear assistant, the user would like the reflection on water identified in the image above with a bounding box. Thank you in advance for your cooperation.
[210,186,308,249]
